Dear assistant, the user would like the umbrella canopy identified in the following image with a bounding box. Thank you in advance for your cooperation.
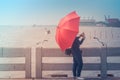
[55,11,80,51]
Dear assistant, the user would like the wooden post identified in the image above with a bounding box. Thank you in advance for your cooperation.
[36,47,42,78]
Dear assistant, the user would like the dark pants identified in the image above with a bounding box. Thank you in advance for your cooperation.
[72,52,83,77]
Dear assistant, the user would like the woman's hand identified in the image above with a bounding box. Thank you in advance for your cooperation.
[79,32,85,39]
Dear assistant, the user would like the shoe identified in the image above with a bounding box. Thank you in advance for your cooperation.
[76,77,84,80]
[73,77,76,80]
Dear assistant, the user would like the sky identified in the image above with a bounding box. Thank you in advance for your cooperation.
[0,0,120,25]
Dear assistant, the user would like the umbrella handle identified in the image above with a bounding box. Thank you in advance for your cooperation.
[57,26,60,29]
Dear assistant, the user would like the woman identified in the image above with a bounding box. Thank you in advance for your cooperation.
[71,32,85,79]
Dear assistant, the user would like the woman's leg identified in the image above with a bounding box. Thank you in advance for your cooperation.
[76,53,83,77]
[73,57,78,77]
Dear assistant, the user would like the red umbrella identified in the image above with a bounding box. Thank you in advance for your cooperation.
[55,11,80,51]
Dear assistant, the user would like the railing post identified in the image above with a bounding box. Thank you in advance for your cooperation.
[25,48,31,78]
[101,45,107,79]
[36,47,42,78]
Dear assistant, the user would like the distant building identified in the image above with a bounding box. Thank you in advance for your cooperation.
[80,19,96,26]
[104,16,120,27]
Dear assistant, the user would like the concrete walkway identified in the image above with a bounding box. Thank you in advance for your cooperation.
[0,77,120,80]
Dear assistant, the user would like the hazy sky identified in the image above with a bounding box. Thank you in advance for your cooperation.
[0,0,120,25]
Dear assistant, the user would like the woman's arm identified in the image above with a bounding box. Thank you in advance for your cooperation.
[78,32,85,45]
